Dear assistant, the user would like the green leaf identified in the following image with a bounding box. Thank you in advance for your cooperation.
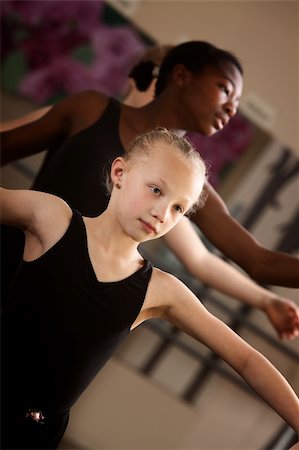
[71,45,94,65]
[1,50,28,93]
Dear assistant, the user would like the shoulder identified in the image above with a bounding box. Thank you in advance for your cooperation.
[54,90,111,133]
[22,192,74,262]
[138,265,210,331]
[32,191,72,232]
[71,89,109,106]
[147,267,193,308]
[17,191,73,240]
[0,188,71,231]
[151,267,182,289]
[61,90,110,115]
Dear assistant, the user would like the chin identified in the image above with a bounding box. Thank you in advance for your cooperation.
[200,128,216,137]
[197,123,216,137]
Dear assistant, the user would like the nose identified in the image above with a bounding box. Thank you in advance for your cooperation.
[151,202,169,223]
[224,99,238,118]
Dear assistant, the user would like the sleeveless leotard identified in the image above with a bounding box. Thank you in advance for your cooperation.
[1,97,125,304]
[1,209,152,449]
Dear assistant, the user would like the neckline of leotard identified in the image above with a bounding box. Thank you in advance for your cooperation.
[75,210,151,287]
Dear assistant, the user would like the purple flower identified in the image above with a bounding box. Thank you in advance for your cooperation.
[18,57,95,103]
[3,1,149,103]
[2,1,105,67]
[2,1,104,33]
[89,25,146,95]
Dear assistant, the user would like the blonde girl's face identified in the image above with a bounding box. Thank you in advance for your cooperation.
[112,144,204,243]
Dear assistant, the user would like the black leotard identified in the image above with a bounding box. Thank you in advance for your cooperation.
[1,97,125,304]
[32,97,125,217]
[1,209,153,449]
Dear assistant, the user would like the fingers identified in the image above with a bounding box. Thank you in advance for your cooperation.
[267,298,299,341]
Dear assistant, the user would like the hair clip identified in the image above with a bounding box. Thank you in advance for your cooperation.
[152,65,160,78]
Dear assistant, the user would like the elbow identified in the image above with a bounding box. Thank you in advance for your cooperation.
[183,256,210,282]
[238,246,270,285]
[245,263,266,284]
[237,346,264,381]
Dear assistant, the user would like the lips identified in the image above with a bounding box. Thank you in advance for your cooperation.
[213,114,228,131]
[213,117,224,131]
[139,219,157,234]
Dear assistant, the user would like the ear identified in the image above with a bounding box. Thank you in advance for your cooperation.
[110,157,127,188]
[172,64,192,88]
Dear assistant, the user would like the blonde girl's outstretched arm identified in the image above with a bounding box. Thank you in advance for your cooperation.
[1,187,44,230]
[0,187,72,260]
[149,269,299,437]
[164,216,299,340]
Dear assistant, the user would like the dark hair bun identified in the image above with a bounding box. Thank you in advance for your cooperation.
[129,60,157,92]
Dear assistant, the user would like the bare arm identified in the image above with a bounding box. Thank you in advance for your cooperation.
[148,271,299,437]
[191,182,299,287]
[0,187,71,260]
[0,106,52,132]
[0,90,109,167]
[164,216,299,340]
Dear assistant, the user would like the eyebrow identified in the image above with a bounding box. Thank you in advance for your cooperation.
[156,176,167,189]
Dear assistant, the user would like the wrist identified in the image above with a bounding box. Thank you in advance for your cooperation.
[258,290,277,311]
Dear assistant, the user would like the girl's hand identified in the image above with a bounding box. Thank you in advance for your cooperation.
[264,297,299,340]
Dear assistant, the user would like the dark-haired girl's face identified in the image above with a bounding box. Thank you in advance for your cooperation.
[176,61,243,136]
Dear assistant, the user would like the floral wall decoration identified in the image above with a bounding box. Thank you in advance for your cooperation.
[1,0,153,104]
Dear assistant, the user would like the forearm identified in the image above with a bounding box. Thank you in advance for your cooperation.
[246,248,299,288]
[198,214,299,287]
[186,250,276,309]
[164,219,276,309]
[240,349,299,434]
[165,279,299,436]
[0,99,70,167]
[1,129,42,167]
[0,106,51,132]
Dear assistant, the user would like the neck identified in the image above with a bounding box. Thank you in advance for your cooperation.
[87,211,140,260]
[124,94,183,134]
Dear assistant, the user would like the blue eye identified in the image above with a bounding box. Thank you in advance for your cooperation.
[174,205,184,214]
[150,186,161,195]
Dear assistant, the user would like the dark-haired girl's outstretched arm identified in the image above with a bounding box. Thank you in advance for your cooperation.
[0,90,109,167]
[192,182,299,288]
[0,106,51,133]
